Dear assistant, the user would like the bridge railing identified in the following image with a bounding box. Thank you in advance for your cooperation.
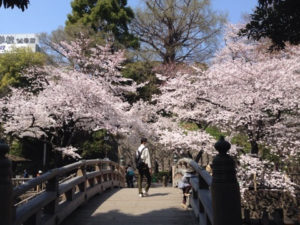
[174,158,213,225]
[0,144,125,225]
[173,137,242,225]
[12,178,33,187]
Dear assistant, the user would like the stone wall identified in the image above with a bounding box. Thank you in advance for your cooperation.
[242,189,299,223]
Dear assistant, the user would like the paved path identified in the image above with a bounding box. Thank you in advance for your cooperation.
[61,186,197,225]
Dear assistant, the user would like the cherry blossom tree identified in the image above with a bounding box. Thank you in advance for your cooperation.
[153,24,299,200]
[129,100,215,156]
[0,37,143,158]
[126,99,216,172]
[155,25,300,159]
[204,25,300,159]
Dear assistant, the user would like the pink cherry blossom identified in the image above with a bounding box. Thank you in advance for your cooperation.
[153,24,299,198]
[0,37,143,158]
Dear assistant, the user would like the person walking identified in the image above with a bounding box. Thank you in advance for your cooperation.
[136,137,151,197]
[36,170,43,192]
[126,164,135,188]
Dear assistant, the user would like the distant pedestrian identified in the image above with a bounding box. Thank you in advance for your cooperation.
[36,170,43,191]
[36,170,42,177]
[136,137,151,197]
[126,164,135,188]
[23,169,29,178]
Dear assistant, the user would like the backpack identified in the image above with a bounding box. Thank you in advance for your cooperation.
[127,170,135,176]
[135,147,146,170]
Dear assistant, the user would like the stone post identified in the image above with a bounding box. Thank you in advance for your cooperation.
[77,161,87,193]
[162,175,168,187]
[0,140,13,225]
[211,136,242,225]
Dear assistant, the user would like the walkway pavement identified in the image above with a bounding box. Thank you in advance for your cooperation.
[61,186,197,225]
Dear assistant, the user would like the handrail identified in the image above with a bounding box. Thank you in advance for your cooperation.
[9,159,125,225]
[12,178,32,183]
[173,138,242,225]
[13,169,59,197]
[14,189,45,207]
[174,157,213,225]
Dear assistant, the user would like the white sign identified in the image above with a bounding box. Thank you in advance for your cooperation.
[0,34,39,53]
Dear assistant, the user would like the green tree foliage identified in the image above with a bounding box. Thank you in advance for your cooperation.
[0,0,29,10]
[9,139,23,157]
[240,0,300,49]
[121,61,161,102]
[230,133,251,153]
[205,126,228,140]
[66,0,138,48]
[0,48,47,97]
[80,130,118,161]
[179,121,200,131]
[131,0,226,63]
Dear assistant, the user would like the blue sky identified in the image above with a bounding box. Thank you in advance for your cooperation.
[0,0,257,34]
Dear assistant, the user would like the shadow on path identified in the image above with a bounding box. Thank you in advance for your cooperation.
[62,207,196,225]
[61,187,197,225]
[148,193,169,197]
[60,188,120,225]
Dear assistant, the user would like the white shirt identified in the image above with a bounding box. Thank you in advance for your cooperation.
[137,144,151,168]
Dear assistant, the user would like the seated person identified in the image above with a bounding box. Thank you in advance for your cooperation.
[178,169,194,209]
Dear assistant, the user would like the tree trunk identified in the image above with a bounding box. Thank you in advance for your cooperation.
[163,43,176,64]
[250,140,259,154]
[161,159,165,171]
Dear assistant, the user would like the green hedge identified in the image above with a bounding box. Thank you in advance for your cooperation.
[152,171,170,183]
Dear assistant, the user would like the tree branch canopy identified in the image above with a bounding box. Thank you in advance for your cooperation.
[239,0,300,50]
[66,0,139,49]
[130,0,226,63]
[0,0,29,10]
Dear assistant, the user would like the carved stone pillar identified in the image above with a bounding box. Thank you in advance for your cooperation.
[211,136,242,225]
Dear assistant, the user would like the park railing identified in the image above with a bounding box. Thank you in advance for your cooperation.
[0,142,125,225]
[173,137,242,225]
[174,157,214,225]
[12,178,33,187]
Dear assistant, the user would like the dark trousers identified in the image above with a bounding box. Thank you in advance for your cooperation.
[126,174,134,188]
[182,186,192,204]
[138,166,151,194]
